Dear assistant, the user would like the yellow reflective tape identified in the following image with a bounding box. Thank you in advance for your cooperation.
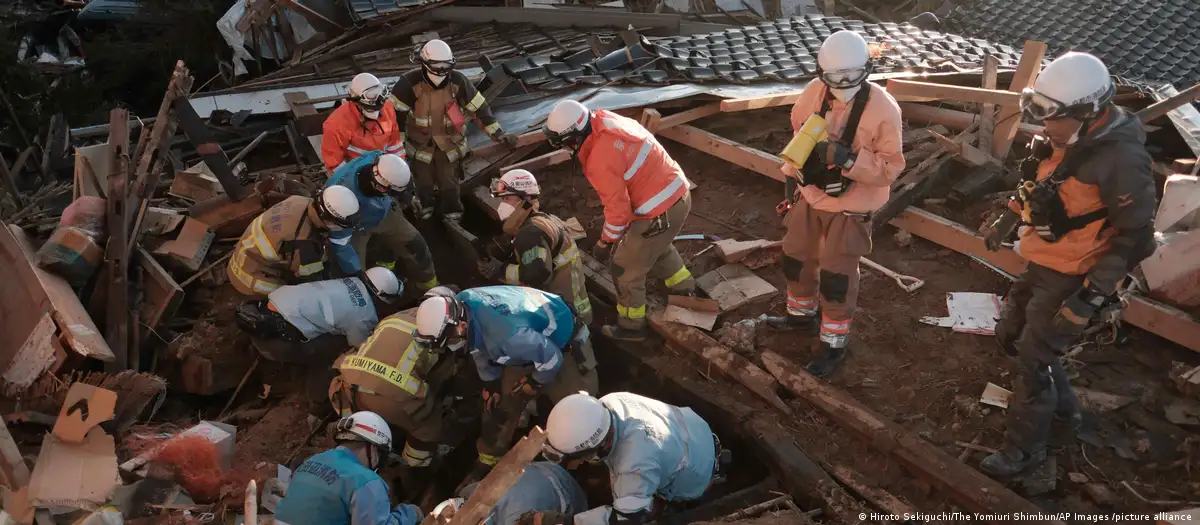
[466,92,486,112]
[229,251,281,295]
[251,217,280,262]
[338,353,425,395]
[378,261,396,271]
[391,96,411,112]
[419,276,439,289]
[415,149,434,163]
[503,264,520,285]
[414,116,431,127]
[623,305,647,319]
[401,443,433,467]
[664,266,692,288]
[478,453,501,466]
[485,122,501,135]
[553,245,579,268]
[298,261,324,277]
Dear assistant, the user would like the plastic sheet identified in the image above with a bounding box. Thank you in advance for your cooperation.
[36,197,108,288]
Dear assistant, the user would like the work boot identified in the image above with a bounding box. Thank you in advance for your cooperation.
[805,342,847,378]
[979,444,1047,477]
[601,324,648,343]
[763,313,817,333]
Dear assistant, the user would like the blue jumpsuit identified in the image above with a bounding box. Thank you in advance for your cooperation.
[460,462,588,525]
[326,151,394,275]
[268,276,379,347]
[458,286,577,386]
[275,447,422,525]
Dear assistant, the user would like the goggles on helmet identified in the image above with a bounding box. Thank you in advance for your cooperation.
[314,191,357,229]
[541,441,597,465]
[489,178,534,198]
[354,86,387,113]
[1019,84,1114,121]
[421,58,456,76]
[414,298,464,349]
[818,65,869,90]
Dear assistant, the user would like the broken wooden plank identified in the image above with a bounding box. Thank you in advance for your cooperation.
[1137,83,1200,124]
[0,417,30,490]
[136,248,184,336]
[712,239,782,263]
[827,463,916,516]
[886,79,1021,106]
[929,130,1000,168]
[900,103,1043,137]
[696,263,777,311]
[3,314,57,393]
[105,108,132,371]
[761,351,1059,520]
[978,54,1000,154]
[174,97,247,202]
[501,149,571,174]
[448,427,546,525]
[657,125,784,182]
[658,103,721,128]
[991,40,1047,160]
[169,167,225,202]
[639,108,662,134]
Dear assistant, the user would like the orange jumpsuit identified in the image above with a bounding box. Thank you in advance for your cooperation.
[320,102,406,173]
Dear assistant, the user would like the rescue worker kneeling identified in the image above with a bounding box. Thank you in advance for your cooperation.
[228,186,361,298]
[275,411,423,525]
[528,392,729,525]
[763,30,905,378]
[978,52,1156,476]
[328,286,464,502]
[430,462,588,525]
[543,99,697,342]
[321,72,406,173]
[414,285,597,490]
[328,151,439,292]
[235,266,402,363]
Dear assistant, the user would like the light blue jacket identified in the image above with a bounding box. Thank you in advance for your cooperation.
[268,277,378,346]
[275,447,422,525]
[573,393,716,525]
[459,286,577,385]
[460,462,588,525]
[326,151,391,275]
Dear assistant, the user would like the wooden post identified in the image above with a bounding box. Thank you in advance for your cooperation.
[105,109,131,371]
[991,40,1047,160]
[1137,82,1200,124]
[447,427,546,525]
[978,54,1000,154]
[639,108,662,134]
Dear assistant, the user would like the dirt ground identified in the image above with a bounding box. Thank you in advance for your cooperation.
[532,107,1200,518]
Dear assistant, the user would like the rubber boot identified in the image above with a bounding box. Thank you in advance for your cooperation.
[806,342,847,378]
[601,324,648,343]
[763,313,817,332]
[979,444,1047,477]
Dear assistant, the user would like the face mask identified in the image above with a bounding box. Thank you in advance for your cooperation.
[830,85,861,102]
[497,202,515,220]
[363,109,380,119]
[446,339,465,352]
[427,73,447,86]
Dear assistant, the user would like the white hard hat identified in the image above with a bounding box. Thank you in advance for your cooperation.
[1021,52,1114,121]
[364,266,402,301]
[374,154,412,192]
[415,296,466,348]
[316,185,360,228]
[544,393,611,462]
[423,285,458,299]
[544,100,591,148]
[492,169,540,198]
[419,39,456,76]
[817,30,871,89]
[334,410,393,449]
[349,73,386,111]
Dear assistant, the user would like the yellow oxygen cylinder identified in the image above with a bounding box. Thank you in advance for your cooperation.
[779,114,830,168]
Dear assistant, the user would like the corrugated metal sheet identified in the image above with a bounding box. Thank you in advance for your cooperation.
[349,0,435,21]
[77,0,143,22]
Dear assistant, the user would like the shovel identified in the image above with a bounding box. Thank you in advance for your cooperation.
[862,257,925,292]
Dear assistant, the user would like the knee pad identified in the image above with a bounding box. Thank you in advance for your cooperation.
[819,270,850,303]
[782,255,804,281]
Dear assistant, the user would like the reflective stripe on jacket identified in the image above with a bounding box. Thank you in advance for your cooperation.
[227,195,326,298]
[391,70,501,163]
[460,286,576,385]
[577,110,689,243]
[267,277,379,347]
[502,213,592,323]
[321,102,407,172]
[334,310,439,416]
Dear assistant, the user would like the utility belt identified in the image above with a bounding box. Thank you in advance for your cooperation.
[796,163,852,197]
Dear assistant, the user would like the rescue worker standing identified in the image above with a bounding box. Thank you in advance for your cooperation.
[979,52,1156,476]
[228,186,360,298]
[431,462,588,525]
[414,285,596,489]
[235,266,401,362]
[530,392,727,525]
[543,100,697,342]
[762,30,905,377]
[390,39,516,220]
[275,411,422,525]
[328,151,439,292]
[322,72,407,173]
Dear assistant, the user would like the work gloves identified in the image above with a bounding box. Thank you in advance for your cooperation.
[984,210,1022,252]
[814,140,855,170]
[592,240,616,265]
[1054,283,1108,334]
[477,257,506,281]
[494,132,519,149]
[517,511,570,525]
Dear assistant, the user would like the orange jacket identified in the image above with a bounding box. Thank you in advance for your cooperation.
[321,102,406,172]
[578,110,689,243]
[788,81,905,213]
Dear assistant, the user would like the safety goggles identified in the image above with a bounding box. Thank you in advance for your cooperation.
[540,441,596,465]
[819,66,869,90]
[354,86,387,112]
[1019,85,1113,121]
[422,59,456,76]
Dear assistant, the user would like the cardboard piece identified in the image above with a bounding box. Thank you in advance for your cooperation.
[696,264,778,312]
[563,218,587,242]
[27,430,119,511]
[53,384,117,444]
[141,207,186,236]
[662,295,720,331]
[152,218,214,272]
[712,239,783,263]
[120,421,237,474]
[169,163,225,202]
[979,382,1012,409]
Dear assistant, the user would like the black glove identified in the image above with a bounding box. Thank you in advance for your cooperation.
[592,241,615,264]
[984,210,1021,252]
[477,257,506,281]
[814,141,855,170]
[1054,284,1108,334]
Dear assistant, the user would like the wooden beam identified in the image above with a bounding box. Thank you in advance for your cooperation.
[761,351,1060,520]
[657,125,783,181]
[900,103,1043,137]
[0,417,30,490]
[174,97,248,202]
[659,103,721,128]
[447,427,546,525]
[929,130,1000,168]
[104,109,131,371]
[991,40,1047,160]
[502,149,571,173]
[1137,82,1200,124]
[640,108,662,134]
[978,54,1000,154]
[886,79,1020,106]
[720,92,802,112]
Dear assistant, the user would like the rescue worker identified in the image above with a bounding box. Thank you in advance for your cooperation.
[234,266,401,362]
[414,285,596,489]
[275,411,423,525]
[328,151,439,292]
[762,30,905,377]
[531,392,727,525]
[543,99,697,342]
[478,169,594,324]
[390,39,517,220]
[978,52,1156,476]
[322,72,407,173]
[227,186,361,298]
[328,286,465,501]
[431,462,588,525]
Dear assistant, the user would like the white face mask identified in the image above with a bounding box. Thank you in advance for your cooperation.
[497,202,515,220]
[830,85,861,102]
[427,73,447,86]
[363,109,380,119]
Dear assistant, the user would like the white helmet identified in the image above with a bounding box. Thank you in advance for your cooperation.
[423,285,458,299]
[334,410,393,449]
[374,154,412,193]
[349,73,387,115]
[418,39,455,82]
[492,169,541,198]
[415,295,466,349]
[315,185,360,229]
[364,266,402,302]
[1021,52,1114,122]
[817,30,871,100]
[544,100,591,149]
[543,392,611,463]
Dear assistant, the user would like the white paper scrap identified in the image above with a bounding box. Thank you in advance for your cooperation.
[918,292,1002,335]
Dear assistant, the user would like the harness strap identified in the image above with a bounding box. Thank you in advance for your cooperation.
[817,85,871,148]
